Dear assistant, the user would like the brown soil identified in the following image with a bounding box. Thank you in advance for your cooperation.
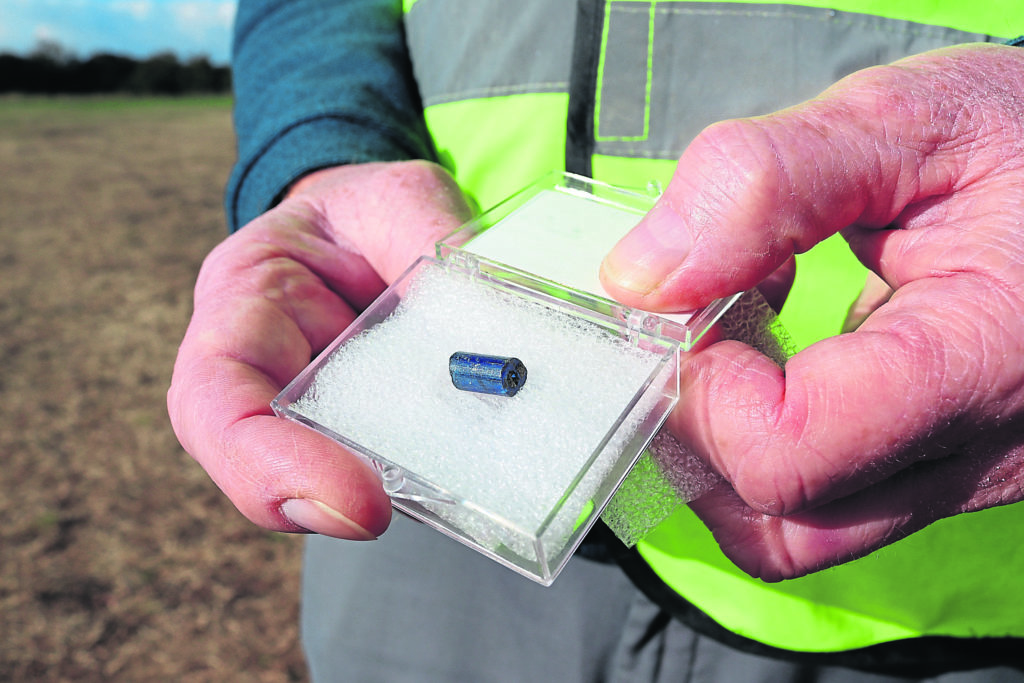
[0,97,309,682]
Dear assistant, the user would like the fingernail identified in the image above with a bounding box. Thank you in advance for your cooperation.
[281,498,377,540]
[602,203,692,295]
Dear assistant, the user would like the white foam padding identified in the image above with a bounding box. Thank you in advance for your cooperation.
[291,263,666,556]
[601,288,794,547]
[601,431,723,547]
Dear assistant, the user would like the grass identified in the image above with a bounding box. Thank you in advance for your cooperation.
[0,96,308,682]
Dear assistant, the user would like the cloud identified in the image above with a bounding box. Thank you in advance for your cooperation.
[216,2,235,25]
[33,24,58,43]
[110,1,154,21]
[169,1,235,32]
[163,1,235,60]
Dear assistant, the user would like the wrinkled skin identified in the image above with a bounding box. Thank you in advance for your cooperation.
[168,161,471,539]
[601,44,1024,581]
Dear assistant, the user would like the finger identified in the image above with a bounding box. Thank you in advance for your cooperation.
[755,257,795,315]
[174,355,391,539]
[671,266,1024,516]
[842,174,1024,291]
[600,44,1024,312]
[841,271,892,333]
[168,209,394,538]
[689,419,1024,581]
[290,160,473,283]
[198,205,383,355]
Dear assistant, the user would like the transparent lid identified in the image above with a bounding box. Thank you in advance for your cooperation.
[438,172,740,350]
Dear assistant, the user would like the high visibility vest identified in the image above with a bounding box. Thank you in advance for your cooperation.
[403,0,1024,669]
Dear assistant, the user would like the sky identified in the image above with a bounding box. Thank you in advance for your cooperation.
[0,0,236,64]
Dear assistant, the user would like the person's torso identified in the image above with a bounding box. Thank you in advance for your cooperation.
[403,0,1024,670]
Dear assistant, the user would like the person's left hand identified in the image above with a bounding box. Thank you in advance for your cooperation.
[601,43,1024,581]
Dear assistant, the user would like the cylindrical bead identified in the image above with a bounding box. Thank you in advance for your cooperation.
[449,352,527,397]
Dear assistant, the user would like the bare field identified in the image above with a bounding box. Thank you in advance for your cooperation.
[0,97,308,682]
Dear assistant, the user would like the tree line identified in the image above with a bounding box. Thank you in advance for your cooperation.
[0,41,231,95]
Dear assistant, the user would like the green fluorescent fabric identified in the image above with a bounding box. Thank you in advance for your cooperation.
[637,502,1024,652]
[422,94,569,213]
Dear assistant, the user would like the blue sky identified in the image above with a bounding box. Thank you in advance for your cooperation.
[0,0,236,64]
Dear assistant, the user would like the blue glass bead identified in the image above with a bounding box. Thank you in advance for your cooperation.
[449,352,527,397]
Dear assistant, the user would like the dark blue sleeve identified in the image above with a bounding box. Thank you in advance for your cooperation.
[225,0,435,232]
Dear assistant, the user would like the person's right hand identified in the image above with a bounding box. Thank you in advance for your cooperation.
[600,44,1024,580]
[167,161,471,540]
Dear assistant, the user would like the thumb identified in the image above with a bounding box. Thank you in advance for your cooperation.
[600,46,986,312]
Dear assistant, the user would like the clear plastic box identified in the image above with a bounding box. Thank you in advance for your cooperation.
[272,173,738,585]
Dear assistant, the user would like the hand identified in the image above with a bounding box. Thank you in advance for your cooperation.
[601,44,1024,581]
[168,161,471,539]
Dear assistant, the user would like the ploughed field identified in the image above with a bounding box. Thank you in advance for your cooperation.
[0,96,309,682]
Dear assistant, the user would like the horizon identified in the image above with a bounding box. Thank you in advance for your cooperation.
[0,0,235,65]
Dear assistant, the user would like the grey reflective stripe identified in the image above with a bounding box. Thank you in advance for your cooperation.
[597,3,654,140]
[405,0,576,107]
[594,1,994,159]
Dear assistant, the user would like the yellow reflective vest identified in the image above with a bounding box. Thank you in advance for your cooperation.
[403,0,1024,669]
